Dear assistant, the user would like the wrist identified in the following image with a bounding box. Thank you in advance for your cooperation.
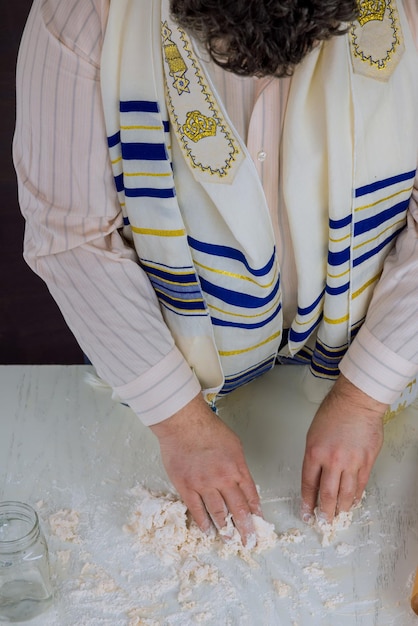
[331,374,388,417]
[149,392,212,440]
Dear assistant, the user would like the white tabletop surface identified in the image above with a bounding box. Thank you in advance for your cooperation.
[1,364,418,625]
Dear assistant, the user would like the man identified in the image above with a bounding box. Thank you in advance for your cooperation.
[14,0,418,545]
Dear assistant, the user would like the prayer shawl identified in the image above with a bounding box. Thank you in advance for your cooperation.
[101,0,418,412]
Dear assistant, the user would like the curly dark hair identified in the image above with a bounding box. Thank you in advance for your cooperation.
[170,0,358,77]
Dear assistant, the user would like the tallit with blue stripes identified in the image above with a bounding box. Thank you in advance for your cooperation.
[101,0,418,410]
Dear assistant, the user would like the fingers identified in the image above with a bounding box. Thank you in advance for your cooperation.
[336,470,357,514]
[182,480,261,546]
[302,464,372,524]
[301,457,321,522]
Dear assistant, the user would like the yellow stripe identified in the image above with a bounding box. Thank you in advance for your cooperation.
[329,233,350,243]
[141,260,195,277]
[355,186,412,212]
[353,217,406,250]
[323,313,349,325]
[111,156,122,165]
[131,227,185,237]
[149,275,197,288]
[218,330,281,356]
[351,273,380,300]
[193,259,278,289]
[208,296,281,319]
[328,267,350,279]
[120,125,162,131]
[293,311,321,327]
[124,171,171,177]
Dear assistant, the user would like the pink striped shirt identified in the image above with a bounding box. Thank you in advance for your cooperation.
[14,0,418,424]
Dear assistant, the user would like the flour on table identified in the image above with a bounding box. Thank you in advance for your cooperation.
[124,485,278,602]
[335,542,356,556]
[49,509,81,543]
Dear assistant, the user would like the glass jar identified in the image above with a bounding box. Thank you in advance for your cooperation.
[0,502,53,623]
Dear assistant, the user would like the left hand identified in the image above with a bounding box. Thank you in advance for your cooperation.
[301,374,387,522]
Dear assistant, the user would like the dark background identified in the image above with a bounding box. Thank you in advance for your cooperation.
[1,2,83,364]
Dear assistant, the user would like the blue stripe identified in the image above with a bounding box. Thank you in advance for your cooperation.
[328,246,350,266]
[155,290,206,311]
[188,236,276,277]
[353,226,404,267]
[329,214,352,229]
[314,342,347,360]
[220,358,276,393]
[354,199,409,236]
[325,282,349,296]
[114,173,124,193]
[121,142,167,161]
[160,301,208,318]
[120,100,160,113]
[211,302,282,330]
[123,217,130,226]
[310,361,340,377]
[125,187,175,199]
[144,266,198,284]
[163,120,170,132]
[355,170,416,198]
[108,131,121,148]
[149,279,202,298]
[289,314,322,343]
[199,275,280,309]
[297,290,324,316]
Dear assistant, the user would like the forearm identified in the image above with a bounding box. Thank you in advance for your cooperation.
[341,196,418,403]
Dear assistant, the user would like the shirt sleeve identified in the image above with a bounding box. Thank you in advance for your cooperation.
[13,0,201,425]
[340,174,418,404]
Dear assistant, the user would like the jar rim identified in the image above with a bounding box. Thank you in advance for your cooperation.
[0,501,40,550]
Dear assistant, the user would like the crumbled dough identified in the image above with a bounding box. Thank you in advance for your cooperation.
[78,562,120,596]
[278,528,305,544]
[124,485,278,601]
[273,579,292,597]
[310,508,353,547]
[323,594,344,609]
[49,509,81,543]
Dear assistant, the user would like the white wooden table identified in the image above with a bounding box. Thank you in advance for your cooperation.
[1,365,418,625]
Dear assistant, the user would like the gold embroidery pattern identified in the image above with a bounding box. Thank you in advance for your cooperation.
[350,0,400,70]
[161,22,240,178]
[162,22,190,95]
[182,110,217,142]
[358,0,386,26]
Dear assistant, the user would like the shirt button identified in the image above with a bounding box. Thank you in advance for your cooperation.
[257,150,267,162]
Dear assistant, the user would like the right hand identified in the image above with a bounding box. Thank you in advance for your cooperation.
[150,393,262,544]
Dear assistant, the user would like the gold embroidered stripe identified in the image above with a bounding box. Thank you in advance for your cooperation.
[323,313,350,324]
[355,186,412,212]
[328,267,350,279]
[353,217,406,250]
[131,226,186,237]
[193,259,278,288]
[351,273,381,299]
[120,125,162,131]
[208,296,281,319]
[218,330,281,356]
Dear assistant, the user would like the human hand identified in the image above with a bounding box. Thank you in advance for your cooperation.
[150,393,262,545]
[301,374,387,523]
